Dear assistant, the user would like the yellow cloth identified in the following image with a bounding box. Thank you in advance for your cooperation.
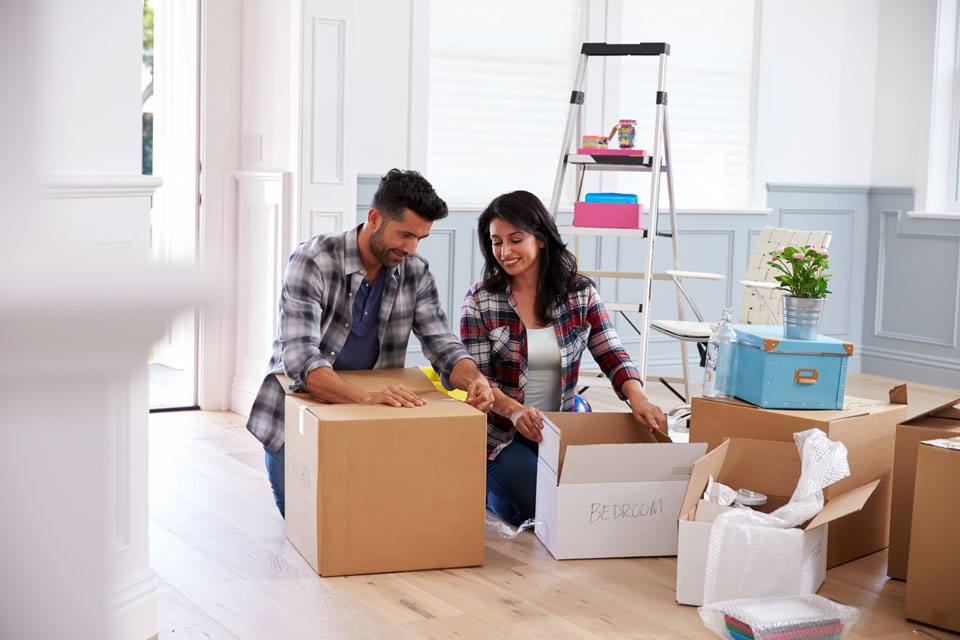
[419,366,468,401]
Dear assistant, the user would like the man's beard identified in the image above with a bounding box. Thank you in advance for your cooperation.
[369,225,402,267]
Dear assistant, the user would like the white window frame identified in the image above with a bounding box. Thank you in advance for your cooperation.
[913,0,960,217]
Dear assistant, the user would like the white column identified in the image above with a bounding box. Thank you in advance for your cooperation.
[0,2,208,638]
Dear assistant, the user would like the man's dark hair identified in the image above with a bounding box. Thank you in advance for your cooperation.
[371,169,448,222]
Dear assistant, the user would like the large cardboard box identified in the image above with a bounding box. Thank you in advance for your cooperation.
[533,412,706,559]
[690,390,907,567]
[904,437,960,632]
[887,399,960,580]
[283,368,487,577]
[676,437,879,606]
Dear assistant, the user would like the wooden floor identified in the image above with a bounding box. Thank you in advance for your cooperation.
[150,373,960,640]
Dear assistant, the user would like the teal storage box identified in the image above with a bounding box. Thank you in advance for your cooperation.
[716,324,854,410]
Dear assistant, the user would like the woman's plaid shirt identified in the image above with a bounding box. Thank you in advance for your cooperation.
[460,281,642,460]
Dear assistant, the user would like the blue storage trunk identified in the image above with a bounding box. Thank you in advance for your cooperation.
[716,324,854,410]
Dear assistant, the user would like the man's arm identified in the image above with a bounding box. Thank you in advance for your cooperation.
[305,366,424,408]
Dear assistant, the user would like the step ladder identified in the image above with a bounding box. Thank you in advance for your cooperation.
[548,42,692,403]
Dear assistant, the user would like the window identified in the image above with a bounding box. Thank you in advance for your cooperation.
[427,0,583,208]
[618,0,759,209]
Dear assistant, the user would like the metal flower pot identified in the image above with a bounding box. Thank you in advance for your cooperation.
[782,295,825,339]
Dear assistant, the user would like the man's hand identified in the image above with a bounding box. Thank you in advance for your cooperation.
[510,406,544,442]
[464,377,495,412]
[365,384,426,408]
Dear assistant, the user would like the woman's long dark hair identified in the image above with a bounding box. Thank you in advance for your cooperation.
[477,190,591,325]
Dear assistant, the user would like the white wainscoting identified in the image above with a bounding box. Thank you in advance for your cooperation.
[230,171,292,416]
[863,195,960,387]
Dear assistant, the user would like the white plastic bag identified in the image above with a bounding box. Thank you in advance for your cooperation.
[699,594,859,639]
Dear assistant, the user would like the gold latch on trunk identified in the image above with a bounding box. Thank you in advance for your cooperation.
[794,368,819,385]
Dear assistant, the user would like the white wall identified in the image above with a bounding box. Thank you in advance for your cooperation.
[753,0,880,187]
[241,0,291,171]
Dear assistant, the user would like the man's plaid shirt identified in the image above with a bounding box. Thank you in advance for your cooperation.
[246,226,472,452]
[460,281,642,460]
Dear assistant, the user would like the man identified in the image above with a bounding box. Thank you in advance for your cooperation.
[246,169,495,516]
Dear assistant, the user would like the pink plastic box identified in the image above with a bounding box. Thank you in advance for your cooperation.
[573,201,644,229]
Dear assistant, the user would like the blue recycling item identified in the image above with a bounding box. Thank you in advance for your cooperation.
[716,324,853,410]
[584,192,638,204]
[572,394,592,412]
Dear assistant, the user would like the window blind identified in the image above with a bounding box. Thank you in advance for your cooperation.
[618,0,758,209]
[427,0,583,208]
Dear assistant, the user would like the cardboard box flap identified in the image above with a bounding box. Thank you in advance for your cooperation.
[304,395,477,421]
[559,441,706,485]
[542,412,669,478]
[700,393,904,423]
[719,438,802,500]
[680,440,730,519]
[805,479,880,531]
[922,436,960,451]
[276,367,439,397]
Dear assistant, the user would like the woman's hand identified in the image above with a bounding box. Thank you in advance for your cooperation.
[510,406,545,442]
[622,379,667,434]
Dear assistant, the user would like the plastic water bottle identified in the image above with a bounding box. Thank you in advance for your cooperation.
[703,307,737,398]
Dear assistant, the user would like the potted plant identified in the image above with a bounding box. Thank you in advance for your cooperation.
[767,245,832,339]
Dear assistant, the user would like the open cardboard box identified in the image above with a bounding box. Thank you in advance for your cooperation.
[887,396,960,580]
[675,437,880,606]
[690,387,907,567]
[281,368,487,577]
[533,412,706,559]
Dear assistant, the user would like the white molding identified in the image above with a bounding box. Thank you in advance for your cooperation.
[874,209,960,348]
[107,569,159,640]
[308,209,344,237]
[407,0,430,170]
[39,175,163,199]
[230,375,261,417]
[861,344,960,372]
[233,170,287,181]
[309,17,346,185]
[110,374,131,556]
[767,183,871,195]
[906,210,960,220]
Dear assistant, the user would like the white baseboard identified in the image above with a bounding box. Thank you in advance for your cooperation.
[108,570,158,640]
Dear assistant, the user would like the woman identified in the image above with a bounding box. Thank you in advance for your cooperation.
[460,190,668,526]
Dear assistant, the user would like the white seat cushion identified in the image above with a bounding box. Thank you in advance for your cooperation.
[650,319,713,340]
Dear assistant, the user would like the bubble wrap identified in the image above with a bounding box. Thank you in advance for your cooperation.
[699,594,859,640]
[703,429,851,604]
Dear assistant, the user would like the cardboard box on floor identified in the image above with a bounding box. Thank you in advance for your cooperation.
[689,388,907,568]
[534,412,706,559]
[281,368,487,577]
[676,437,879,606]
[887,397,960,580]
[904,437,960,633]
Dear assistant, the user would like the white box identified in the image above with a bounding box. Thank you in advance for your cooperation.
[675,437,880,606]
[533,412,707,560]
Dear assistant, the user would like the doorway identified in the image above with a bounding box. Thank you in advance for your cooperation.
[142,0,201,410]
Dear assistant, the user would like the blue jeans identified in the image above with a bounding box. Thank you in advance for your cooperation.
[485,434,539,527]
[264,445,285,518]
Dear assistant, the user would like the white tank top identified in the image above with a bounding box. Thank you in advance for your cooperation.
[524,326,562,412]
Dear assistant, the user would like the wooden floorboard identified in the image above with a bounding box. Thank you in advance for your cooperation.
[150,373,960,639]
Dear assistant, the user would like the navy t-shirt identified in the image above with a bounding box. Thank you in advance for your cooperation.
[333,268,386,371]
